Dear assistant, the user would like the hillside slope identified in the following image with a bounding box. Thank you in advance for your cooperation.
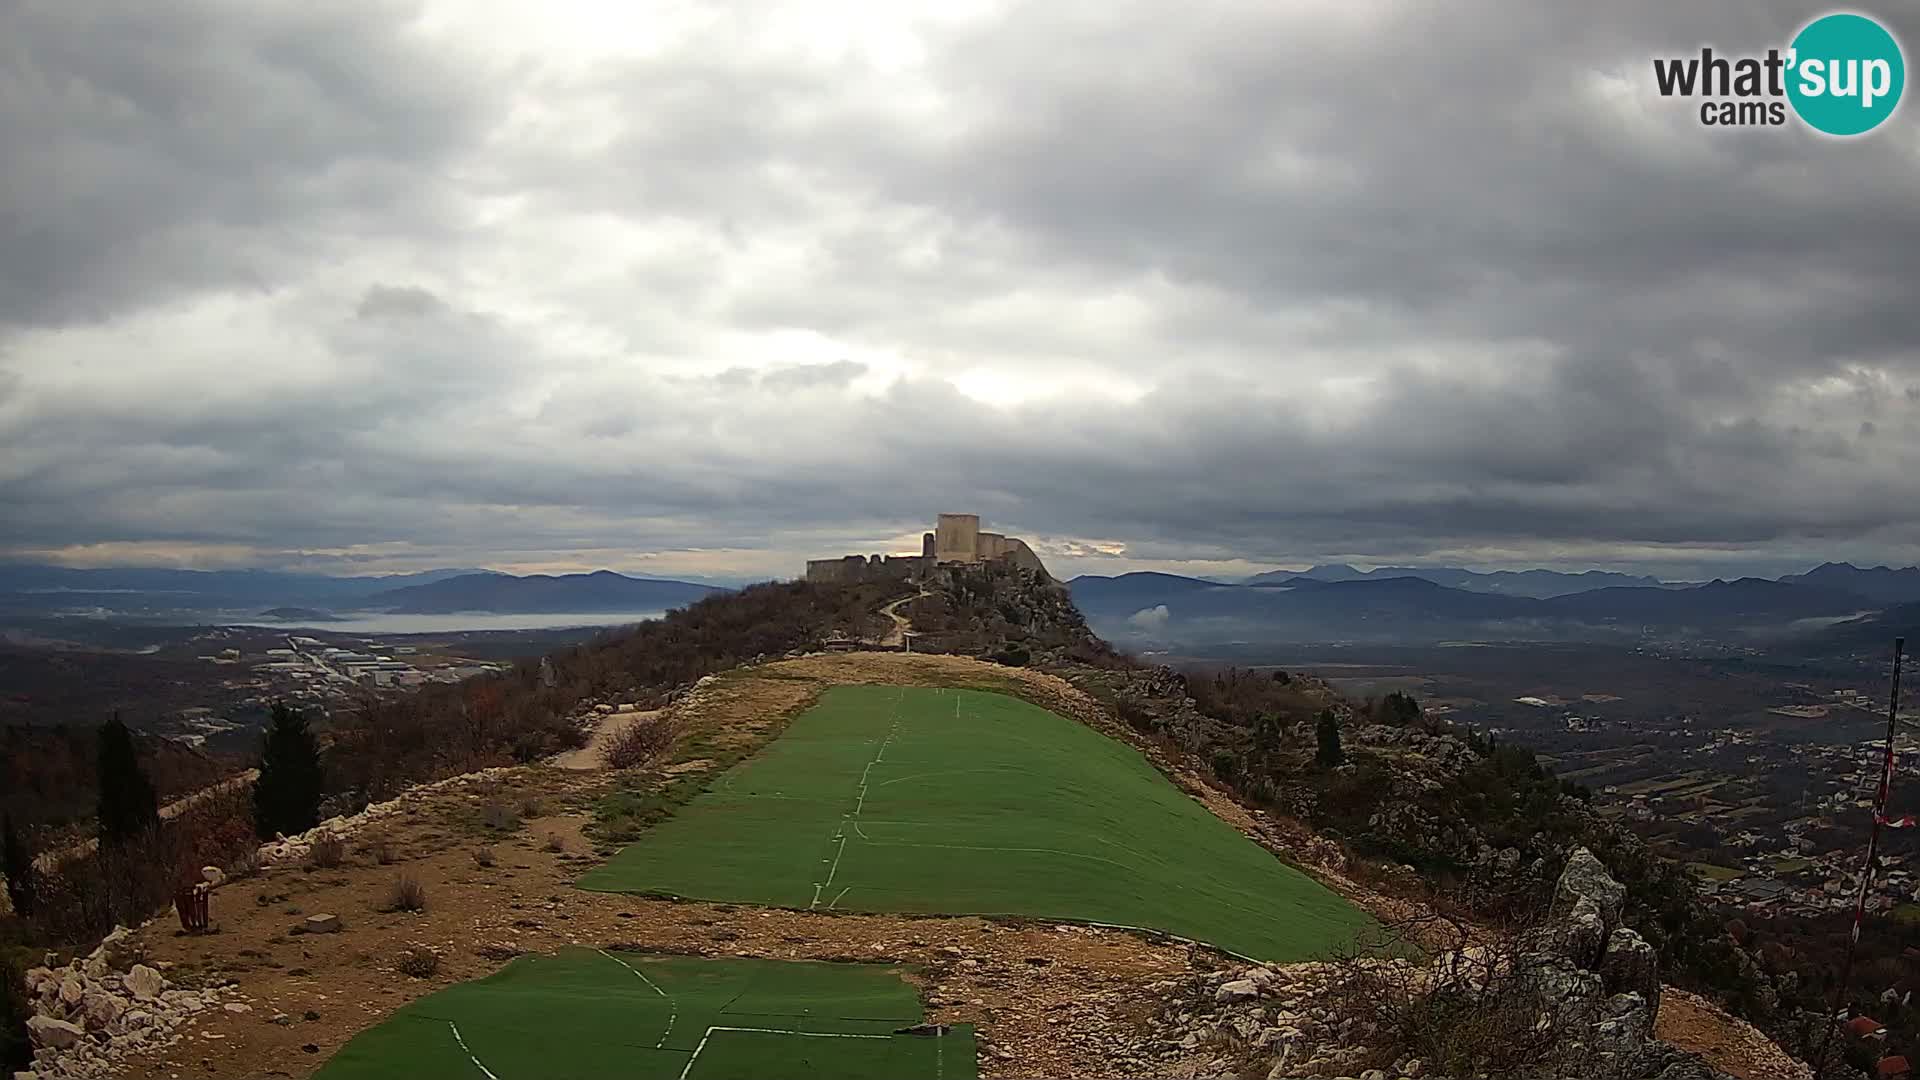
[9,572,1817,1080]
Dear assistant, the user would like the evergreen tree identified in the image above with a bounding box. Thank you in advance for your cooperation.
[97,714,159,846]
[2,952,30,1072]
[253,702,324,840]
[1314,709,1345,767]
[1,815,32,918]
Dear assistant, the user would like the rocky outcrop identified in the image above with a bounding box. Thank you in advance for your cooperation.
[17,925,242,1080]
[1131,849,1766,1080]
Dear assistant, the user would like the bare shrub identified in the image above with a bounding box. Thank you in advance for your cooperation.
[603,716,681,770]
[382,875,427,913]
[365,838,395,865]
[306,832,345,869]
[542,834,565,854]
[395,945,440,978]
[226,847,264,881]
[471,846,495,869]
[518,796,545,819]
[478,800,519,832]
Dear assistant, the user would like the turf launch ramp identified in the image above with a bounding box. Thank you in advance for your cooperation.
[580,684,1374,961]
[315,949,974,1080]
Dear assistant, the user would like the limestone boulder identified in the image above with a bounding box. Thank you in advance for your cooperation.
[1553,894,1608,968]
[1551,847,1625,934]
[1600,927,1661,1011]
[1214,979,1259,1003]
[123,965,164,1001]
[81,992,123,1030]
[26,1017,84,1050]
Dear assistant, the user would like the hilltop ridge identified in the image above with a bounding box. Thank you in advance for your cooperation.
[5,568,1823,1079]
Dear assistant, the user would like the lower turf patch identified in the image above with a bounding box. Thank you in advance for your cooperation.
[578,684,1374,961]
[313,949,973,1080]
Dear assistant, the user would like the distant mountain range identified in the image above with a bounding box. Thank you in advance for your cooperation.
[1777,562,1920,605]
[0,565,720,619]
[1244,563,1670,598]
[6,557,1919,643]
[1071,564,1902,647]
[366,571,721,614]
[0,565,490,616]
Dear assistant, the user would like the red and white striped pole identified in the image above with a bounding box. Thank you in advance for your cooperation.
[1818,636,1904,1078]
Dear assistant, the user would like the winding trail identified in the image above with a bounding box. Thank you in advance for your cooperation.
[877,591,927,649]
[551,708,662,770]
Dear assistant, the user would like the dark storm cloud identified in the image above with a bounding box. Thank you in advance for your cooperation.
[2,0,1920,578]
[0,0,497,328]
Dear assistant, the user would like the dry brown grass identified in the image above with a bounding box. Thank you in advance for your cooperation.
[381,875,427,913]
[306,832,346,869]
[603,716,682,769]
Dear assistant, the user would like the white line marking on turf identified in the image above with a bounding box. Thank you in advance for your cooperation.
[676,1026,893,1080]
[814,833,849,906]
[597,949,677,1049]
[877,765,1026,789]
[828,885,851,910]
[448,1021,500,1080]
[810,692,906,909]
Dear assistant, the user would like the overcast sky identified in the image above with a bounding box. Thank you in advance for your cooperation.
[4,1,1919,584]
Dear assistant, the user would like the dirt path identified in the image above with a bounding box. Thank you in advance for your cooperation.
[1655,987,1814,1080]
[877,590,925,648]
[548,708,661,770]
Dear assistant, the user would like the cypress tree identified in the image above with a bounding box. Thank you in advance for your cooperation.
[253,702,323,840]
[97,714,160,846]
[1314,709,1345,768]
[1,814,32,917]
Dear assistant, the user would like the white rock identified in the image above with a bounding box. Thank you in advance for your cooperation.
[123,966,164,1001]
[26,1017,84,1050]
[56,978,84,1008]
[222,1002,251,1015]
[81,993,123,1029]
[1214,979,1260,1003]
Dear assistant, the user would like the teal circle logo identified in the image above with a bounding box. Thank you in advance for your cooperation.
[1787,12,1905,135]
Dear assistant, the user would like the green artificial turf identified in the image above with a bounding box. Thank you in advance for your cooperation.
[579,685,1375,961]
[314,950,974,1080]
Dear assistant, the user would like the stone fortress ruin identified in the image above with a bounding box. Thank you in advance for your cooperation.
[805,513,1051,584]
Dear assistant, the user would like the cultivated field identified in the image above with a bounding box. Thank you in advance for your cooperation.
[580,685,1374,961]
[315,949,973,1080]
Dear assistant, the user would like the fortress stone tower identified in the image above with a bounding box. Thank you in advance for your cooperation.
[934,513,981,563]
[806,513,1050,583]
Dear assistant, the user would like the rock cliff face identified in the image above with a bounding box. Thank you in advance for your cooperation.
[1131,848,1745,1079]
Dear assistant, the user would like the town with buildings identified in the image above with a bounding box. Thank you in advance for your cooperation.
[1492,685,1920,925]
[157,631,512,749]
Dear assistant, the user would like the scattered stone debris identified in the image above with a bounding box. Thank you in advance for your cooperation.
[18,925,243,1080]
[254,766,524,863]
